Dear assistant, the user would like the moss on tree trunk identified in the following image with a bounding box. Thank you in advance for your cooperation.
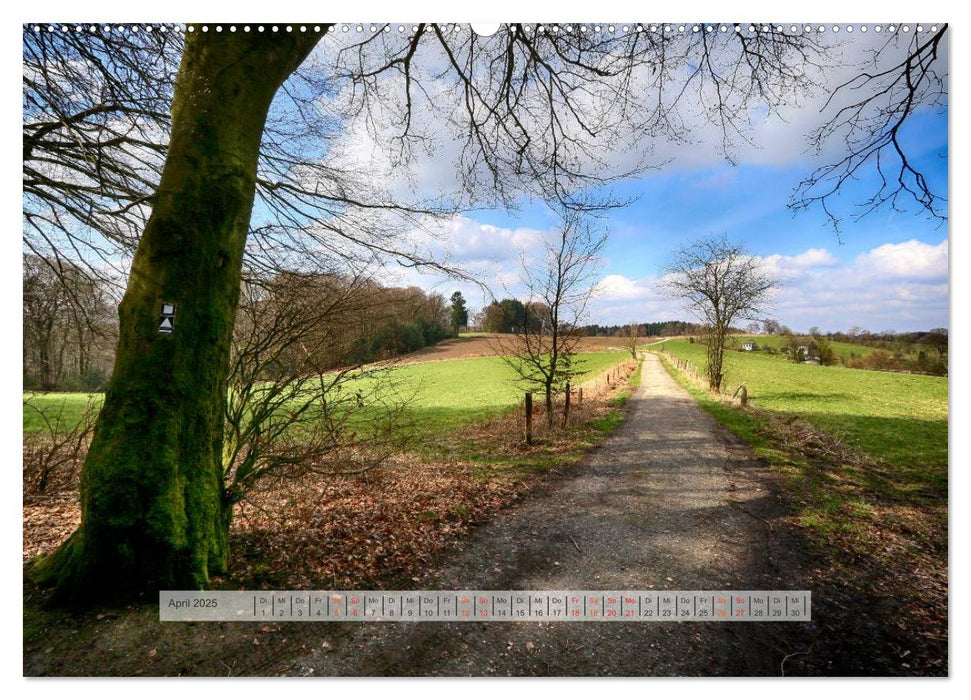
[33,29,321,603]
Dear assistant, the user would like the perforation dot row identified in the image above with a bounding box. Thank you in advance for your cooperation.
[27,23,942,35]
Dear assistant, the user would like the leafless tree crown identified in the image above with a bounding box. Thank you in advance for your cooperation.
[494,210,606,424]
[23,27,181,276]
[23,24,946,306]
[24,24,842,283]
[663,234,775,328]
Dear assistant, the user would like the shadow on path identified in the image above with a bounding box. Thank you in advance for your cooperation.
[282,354,813,677]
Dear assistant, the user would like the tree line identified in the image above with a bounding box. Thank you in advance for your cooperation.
[23,255,117,392]
[478,306,710,340]
[477,298,550,334]
[723,324,948,376]
[578,320,709,338]
[785,328,947,375]
[23,255,464,393]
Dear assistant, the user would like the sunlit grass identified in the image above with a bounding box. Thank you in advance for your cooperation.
[658,339,947,471]
[23,351,629,440]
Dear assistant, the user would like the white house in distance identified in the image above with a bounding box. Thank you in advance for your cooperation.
[741,341,757,351]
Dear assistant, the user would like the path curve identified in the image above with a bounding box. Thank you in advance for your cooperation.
[283,353,811,676]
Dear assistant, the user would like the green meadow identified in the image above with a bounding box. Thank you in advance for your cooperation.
[23,351,629,439]
[726,334,880,361]
[658,339,948,476]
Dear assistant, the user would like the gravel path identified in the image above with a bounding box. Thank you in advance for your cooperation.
[283,353,813,676]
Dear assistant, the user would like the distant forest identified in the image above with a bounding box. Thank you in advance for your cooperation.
[579,321,708,337]
[23,255,455,392]
[26,267,949,392]
[474,299,713,338]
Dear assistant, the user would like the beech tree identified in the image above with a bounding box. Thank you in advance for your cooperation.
[33,28,322,601]
[24,23,947,602]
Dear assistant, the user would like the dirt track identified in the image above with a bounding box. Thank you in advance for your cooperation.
[280,353,813,676]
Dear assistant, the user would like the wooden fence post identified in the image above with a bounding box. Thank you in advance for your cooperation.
[524,392,533,445]
[578,387,583,407]
[732,384,748,406]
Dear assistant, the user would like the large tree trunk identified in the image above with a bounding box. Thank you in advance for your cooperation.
[35,28,321,603]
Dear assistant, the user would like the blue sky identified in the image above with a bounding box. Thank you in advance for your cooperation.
[291,25,951,334]
[390,105,948,333]
[471,102,948,267]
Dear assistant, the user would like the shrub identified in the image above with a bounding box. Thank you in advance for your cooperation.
[844,349,905,372]
[23,396,98,497]
[811,338,838,366]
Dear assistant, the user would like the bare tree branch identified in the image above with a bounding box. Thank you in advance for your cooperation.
[790,24,948,232]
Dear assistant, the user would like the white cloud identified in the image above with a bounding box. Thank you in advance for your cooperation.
[594,274,643,300]
[406,216,545,264]
[758,248,840,282]
[589,240,948,332]
[393,215,546,289]
[372,214,552,307]
[590,273,683,322]
[788,248,840,269]
[757,240,949,332]
[376,218,948,331]
[303,28,946,204]
[855,239,948,281]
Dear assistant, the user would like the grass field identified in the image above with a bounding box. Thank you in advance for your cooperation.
[401,333,636,363]
[657,338,947,475]
[22,393,101,436]
[725,334,879,360]
[360,350,628,441]
[23,351,629,439]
